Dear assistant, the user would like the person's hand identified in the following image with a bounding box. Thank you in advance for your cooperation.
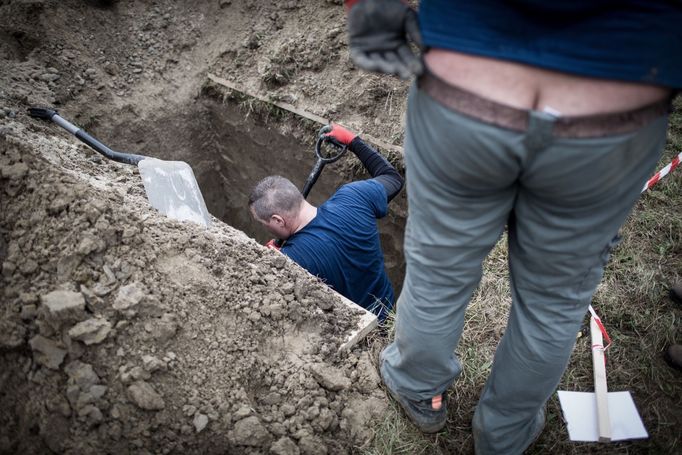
[346,0,423,79]
[265,239,282,251]
[320,123,357,145]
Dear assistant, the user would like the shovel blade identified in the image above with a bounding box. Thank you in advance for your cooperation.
[138,158,211,227]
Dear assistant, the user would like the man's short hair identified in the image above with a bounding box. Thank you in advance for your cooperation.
[249,175,303,221]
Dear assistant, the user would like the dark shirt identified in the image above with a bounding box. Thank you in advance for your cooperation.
[282,180,394,320]
[421,0,682,88]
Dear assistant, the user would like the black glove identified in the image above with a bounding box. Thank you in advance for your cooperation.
[347,0,423,79]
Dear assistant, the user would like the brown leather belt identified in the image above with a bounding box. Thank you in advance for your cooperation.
[418,70,671,138]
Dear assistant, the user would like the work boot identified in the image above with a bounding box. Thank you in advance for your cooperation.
[380,365,447,433]
[664,344,682,371]
[670,284,682,306]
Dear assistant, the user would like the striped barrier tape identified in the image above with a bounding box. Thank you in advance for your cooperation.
[588,151,680,353]
[641,151,682,193]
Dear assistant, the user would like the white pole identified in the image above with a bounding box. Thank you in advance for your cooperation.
[591,316,611,442]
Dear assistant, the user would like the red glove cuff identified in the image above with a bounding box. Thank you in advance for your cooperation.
[265,239,282,251]
[344,0,361,11]
[325,123,357,145]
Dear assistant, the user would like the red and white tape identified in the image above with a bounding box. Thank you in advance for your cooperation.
[587,152,680,351]
[641,151,682,193]
[588,305,612,350]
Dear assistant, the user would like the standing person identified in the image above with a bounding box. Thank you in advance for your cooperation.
[248,124,404,321]
[343,0,681,452]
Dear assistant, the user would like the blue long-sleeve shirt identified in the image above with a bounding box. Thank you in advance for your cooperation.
[421,0,682,88]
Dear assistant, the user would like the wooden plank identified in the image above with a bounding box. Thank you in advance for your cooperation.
[207,73,404,154]
[337,293,378,352]
[590,316,611,442]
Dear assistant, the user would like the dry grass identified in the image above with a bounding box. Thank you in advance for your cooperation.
[362,99,682,454]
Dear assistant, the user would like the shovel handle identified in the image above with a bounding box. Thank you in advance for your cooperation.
[28,107,147,166]
[315,134,348,164]
[28,107,58,120]
[301,159,325,200]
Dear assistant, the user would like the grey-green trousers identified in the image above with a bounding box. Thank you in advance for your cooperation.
[380,84,668,454]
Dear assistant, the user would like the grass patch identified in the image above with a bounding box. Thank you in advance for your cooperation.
[362,98,682,454]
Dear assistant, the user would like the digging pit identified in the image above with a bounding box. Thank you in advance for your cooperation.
[1,71,408,455]
[110,90,409,296]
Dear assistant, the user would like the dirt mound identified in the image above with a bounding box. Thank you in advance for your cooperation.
[0,122,386,453]
[0,0,400,452]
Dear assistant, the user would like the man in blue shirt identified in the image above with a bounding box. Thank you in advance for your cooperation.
[248,124,404,321]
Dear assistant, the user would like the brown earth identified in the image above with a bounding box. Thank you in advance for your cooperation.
[0,0,408,453]
[5,2,679,455]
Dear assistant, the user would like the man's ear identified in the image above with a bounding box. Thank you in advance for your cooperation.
[270,214,286,226]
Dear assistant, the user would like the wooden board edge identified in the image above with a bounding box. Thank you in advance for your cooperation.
[206,73,404,155]
[337,292,378,352]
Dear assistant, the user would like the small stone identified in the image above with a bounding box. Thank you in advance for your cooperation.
[29,335,66,369]
[1,261,16,278]
[40,290,86,329]
[262,392,281,405]
[299,436,327,455]
[141,355,166,373]
[280,282,295,295]
[310,364,350,391]
[19,259,38,274]
[127,381,165,410]
[90,384,108,400]
[103,62,120,75]
[0,319,26,349]
[1,162,28,180]
[64,361,99,389]
[193,413,208,433]
[219,0,232,8]
[68,317,112,345]
[230,416,271,446]
[270,437,300,455]
[39,73,60,82]
[19,292,38,304]
[110,404,122,419]
[281,403,295,417]
[149,313,177,342]
[20,304,38,321]
[66,385,80,408]
[113,282,147,310]
[76,236,104,256]
[78,404,103,425]
[233,405,252,420]
[129,366,151,381]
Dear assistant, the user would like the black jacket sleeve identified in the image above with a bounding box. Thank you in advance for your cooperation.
[349,136,404,202]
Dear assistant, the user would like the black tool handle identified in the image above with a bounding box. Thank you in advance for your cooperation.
[28,107,147,165]
[28,107,58,120]
[301,159,325,199]
[315,135,348,164]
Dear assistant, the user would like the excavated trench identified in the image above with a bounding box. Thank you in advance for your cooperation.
[112,93,408,296]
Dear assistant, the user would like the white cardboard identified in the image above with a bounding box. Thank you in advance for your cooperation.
[557,391,648,442]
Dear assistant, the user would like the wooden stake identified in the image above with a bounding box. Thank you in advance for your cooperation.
[590,316,611,442]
